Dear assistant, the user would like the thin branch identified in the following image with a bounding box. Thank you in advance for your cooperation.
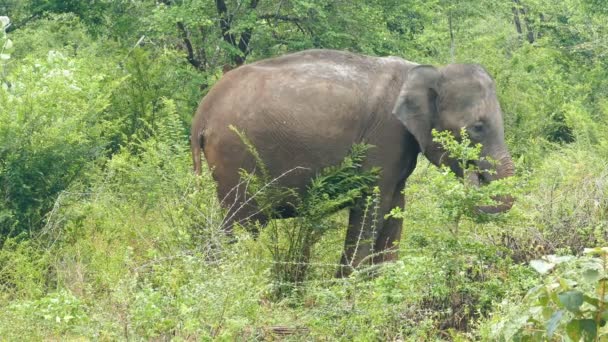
[219,166,308,231]
[5,14,37,33]
[512,1,523,36]
[258,14,303,22]
[216,0,237,47]
[264,16,306,36]
[177,21,201,70]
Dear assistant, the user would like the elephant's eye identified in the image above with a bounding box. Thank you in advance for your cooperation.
[470,122,484,135]
[471,122,483,133]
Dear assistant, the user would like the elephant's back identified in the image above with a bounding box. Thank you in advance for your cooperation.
[200,51,375,147]
[247,49,414,88]
[202,49,413,132]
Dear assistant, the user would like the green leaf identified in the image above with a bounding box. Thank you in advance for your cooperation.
[579,319,597,341]
[566,320,581,341]
[583,268,601,283]
[530,259,555,274]
[547,310,564,338]
[558,291,584,313]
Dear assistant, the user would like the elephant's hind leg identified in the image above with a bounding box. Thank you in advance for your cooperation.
[217,180,269,237]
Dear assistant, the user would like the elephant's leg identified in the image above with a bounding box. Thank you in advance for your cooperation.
[336,177,408,277]
[336,185,402,277]
[217,180,269,236]
[373,181,406,264]
[221,204,268,236]
[336,203,376,277]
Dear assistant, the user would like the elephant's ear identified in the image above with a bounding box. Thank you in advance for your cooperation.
[391,65,441,154]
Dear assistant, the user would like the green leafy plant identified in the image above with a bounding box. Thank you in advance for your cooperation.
[388,128,518,334]
[490,247,608,341]
[433,128,513,226]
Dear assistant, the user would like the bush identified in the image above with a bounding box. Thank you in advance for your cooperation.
[485,248,608,341]
[0,100,231,338]
[0,18,124,238]
[488,146,608,263]
[0,290,89,340]
[529,147,608,254]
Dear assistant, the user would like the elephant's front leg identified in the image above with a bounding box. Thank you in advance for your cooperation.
[372,183,405,264]
[336,203,378,277]
[336,180,406,277]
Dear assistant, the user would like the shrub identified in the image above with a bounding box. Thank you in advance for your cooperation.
[0,290,89,340]
[529,147,608,254]
[0,19,124,238]
[388,128,521,335]
[486,248,608,341]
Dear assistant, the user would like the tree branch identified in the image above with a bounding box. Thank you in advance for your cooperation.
[448,11,455,63]
[177,21,201,70]
[216,0,237,47]
[511,1,523,36]
[234,0,260,65]
[260,13,306,34]
[198,26,208,68]
[512,0,534,44]
[521,7,535,44]
[258,14,302,22]
[6,14,38,33]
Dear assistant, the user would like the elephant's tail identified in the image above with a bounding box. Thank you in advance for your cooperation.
[190,126,204,175]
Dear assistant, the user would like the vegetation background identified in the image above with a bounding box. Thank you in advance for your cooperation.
[1,0,608,340]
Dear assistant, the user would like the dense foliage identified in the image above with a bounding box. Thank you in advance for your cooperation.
[1,0,608,339]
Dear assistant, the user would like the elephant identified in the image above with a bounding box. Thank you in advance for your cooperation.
[191,49,514,276]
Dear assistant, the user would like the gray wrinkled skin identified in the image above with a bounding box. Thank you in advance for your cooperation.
[191,49,514,276]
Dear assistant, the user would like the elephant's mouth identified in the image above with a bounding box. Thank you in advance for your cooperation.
[467,170,514,214]
[467,169,490,186]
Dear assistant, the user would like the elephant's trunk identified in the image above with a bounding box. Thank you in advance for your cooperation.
[474,153,515,214]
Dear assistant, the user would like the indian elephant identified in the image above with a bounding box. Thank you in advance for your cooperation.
[191,49,514,276]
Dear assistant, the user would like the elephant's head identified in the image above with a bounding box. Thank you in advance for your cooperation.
[392,64,514,213]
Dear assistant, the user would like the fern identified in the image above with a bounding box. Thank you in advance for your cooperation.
[301,143,380,224]
[155,98,184,147]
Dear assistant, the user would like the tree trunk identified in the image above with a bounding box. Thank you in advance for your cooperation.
[512,0,534,43]
[512,2,523,36]
[177,22,202,70]
[215,0,260,67]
